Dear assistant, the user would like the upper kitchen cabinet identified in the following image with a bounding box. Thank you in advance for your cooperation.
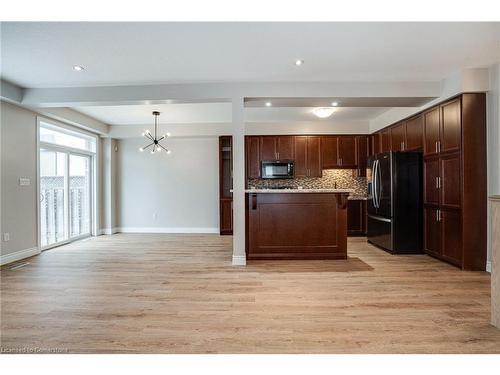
[277,136,295,160]
[371,133,381,155]
[355,136,369,177]
[294,136,322,177]
[322,135,362,170]
[246,136,261,179]
[405,114,423,151]
[260,136,278,161]
[338,136,357,167]
[321,136,339,169]
[380,128,391,152]
[259,136,295,161]
[440,98,461,154]
[390,122,406,152]
[423,107,441,156]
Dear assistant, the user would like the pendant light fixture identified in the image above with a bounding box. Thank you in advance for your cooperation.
[139,111,171,154]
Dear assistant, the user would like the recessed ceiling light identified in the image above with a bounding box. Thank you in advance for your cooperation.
[265,102,272,107]
[73,65,85,71]
[331,101,339,106]
[312,107,336,118]
[295,59,304,66]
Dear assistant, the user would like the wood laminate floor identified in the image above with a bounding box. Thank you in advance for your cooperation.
[1,234,499,353]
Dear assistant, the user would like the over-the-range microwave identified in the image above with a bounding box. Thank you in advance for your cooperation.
[261,160,294,179]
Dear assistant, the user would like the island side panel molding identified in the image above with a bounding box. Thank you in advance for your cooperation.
[246,192,348,260]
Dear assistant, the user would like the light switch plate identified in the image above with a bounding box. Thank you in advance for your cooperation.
[3,233,10,242]
[19,177,31,186]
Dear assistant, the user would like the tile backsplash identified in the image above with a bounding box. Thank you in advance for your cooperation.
[248,169,368,197]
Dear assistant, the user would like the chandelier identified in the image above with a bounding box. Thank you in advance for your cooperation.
[139,111,171,154]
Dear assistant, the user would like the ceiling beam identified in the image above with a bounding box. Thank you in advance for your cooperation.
[22,81,441,107]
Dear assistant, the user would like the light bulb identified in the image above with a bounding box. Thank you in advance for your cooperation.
[157,147,162,152]
[167,150,172,154]
[166,132,171,137]
[295,59,304,66]
[146,129,150,135]
[139,147,144,152]
[142,132,146,136]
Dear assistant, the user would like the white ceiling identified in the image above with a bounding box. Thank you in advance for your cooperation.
[2,22,500,88]
[75,103,232,125]
[75,102,389,125]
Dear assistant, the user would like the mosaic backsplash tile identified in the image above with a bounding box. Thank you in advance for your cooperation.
[248,169,368,198]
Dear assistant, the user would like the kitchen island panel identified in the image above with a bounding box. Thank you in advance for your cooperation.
[246,192,348,260]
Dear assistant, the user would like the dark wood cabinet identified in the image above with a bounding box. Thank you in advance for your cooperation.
[347,199,367,236]
[246,136,261,179]
[424,157,440,206]
[277,136,295,160]
[321,136,339,169]
[246,192,348,260]
[423,107,440,156]
[440,98,461,154]
[355,136,369,177]
[260,136,277,161]
[338,136,357,167]
[371,134,381,155]
[421,93,486,270]
[219,136,233,235]
[294,136,321,177]
[405,115,423,151]
[294,136,308,177]
[440,153,461,209]
[307,136,322,177]
[380,128,391,152]
[441,209,462,266]
[390,122,406,152]
[424,207,441,257]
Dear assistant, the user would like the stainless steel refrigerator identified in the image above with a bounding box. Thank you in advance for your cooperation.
[367,151,423,254]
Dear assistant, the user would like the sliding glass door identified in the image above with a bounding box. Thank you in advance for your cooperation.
[39,120,96,249]
[69,154,91,238]
[40,149,67,247]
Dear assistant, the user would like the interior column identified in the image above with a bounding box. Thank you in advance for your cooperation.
[231,96,246,265]
[491,196,500,328]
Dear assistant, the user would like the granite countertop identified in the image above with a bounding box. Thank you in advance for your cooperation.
[348,196,368,200]
[244,188,353,194]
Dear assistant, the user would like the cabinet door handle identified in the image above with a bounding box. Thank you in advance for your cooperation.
[438,177,441,189]
[435,141,439,153]
[436,209,440,222]
[435,177,439,189]
[277,151,280,160]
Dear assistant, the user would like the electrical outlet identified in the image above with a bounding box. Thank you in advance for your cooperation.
[3,233,10,242]
[153,212,158,221]
[19,177,31,186]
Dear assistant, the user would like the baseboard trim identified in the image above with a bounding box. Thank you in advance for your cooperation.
[232,255,247,266]
[0,247,41,266]
[118,227,220,234]
[486,261,492,273]
[99,227,120,235]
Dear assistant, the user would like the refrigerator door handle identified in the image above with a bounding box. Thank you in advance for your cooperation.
[376,159,382,208]
[372,160,379,208]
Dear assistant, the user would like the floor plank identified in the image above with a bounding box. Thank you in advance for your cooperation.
[1,234,499,353]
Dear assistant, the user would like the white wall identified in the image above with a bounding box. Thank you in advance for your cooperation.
[116,137,219,232]
[1,101,38,261]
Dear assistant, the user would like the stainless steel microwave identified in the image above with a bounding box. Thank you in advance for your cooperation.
[261,160,294,179]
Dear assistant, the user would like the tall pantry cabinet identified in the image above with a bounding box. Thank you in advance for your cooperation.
[422,93,487,270]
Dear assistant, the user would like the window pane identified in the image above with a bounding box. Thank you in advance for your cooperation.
[40,122,96,152]
[69,154,91,237]
[40,149,67,247]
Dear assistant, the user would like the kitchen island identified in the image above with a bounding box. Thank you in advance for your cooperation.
[245,189,351,260]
